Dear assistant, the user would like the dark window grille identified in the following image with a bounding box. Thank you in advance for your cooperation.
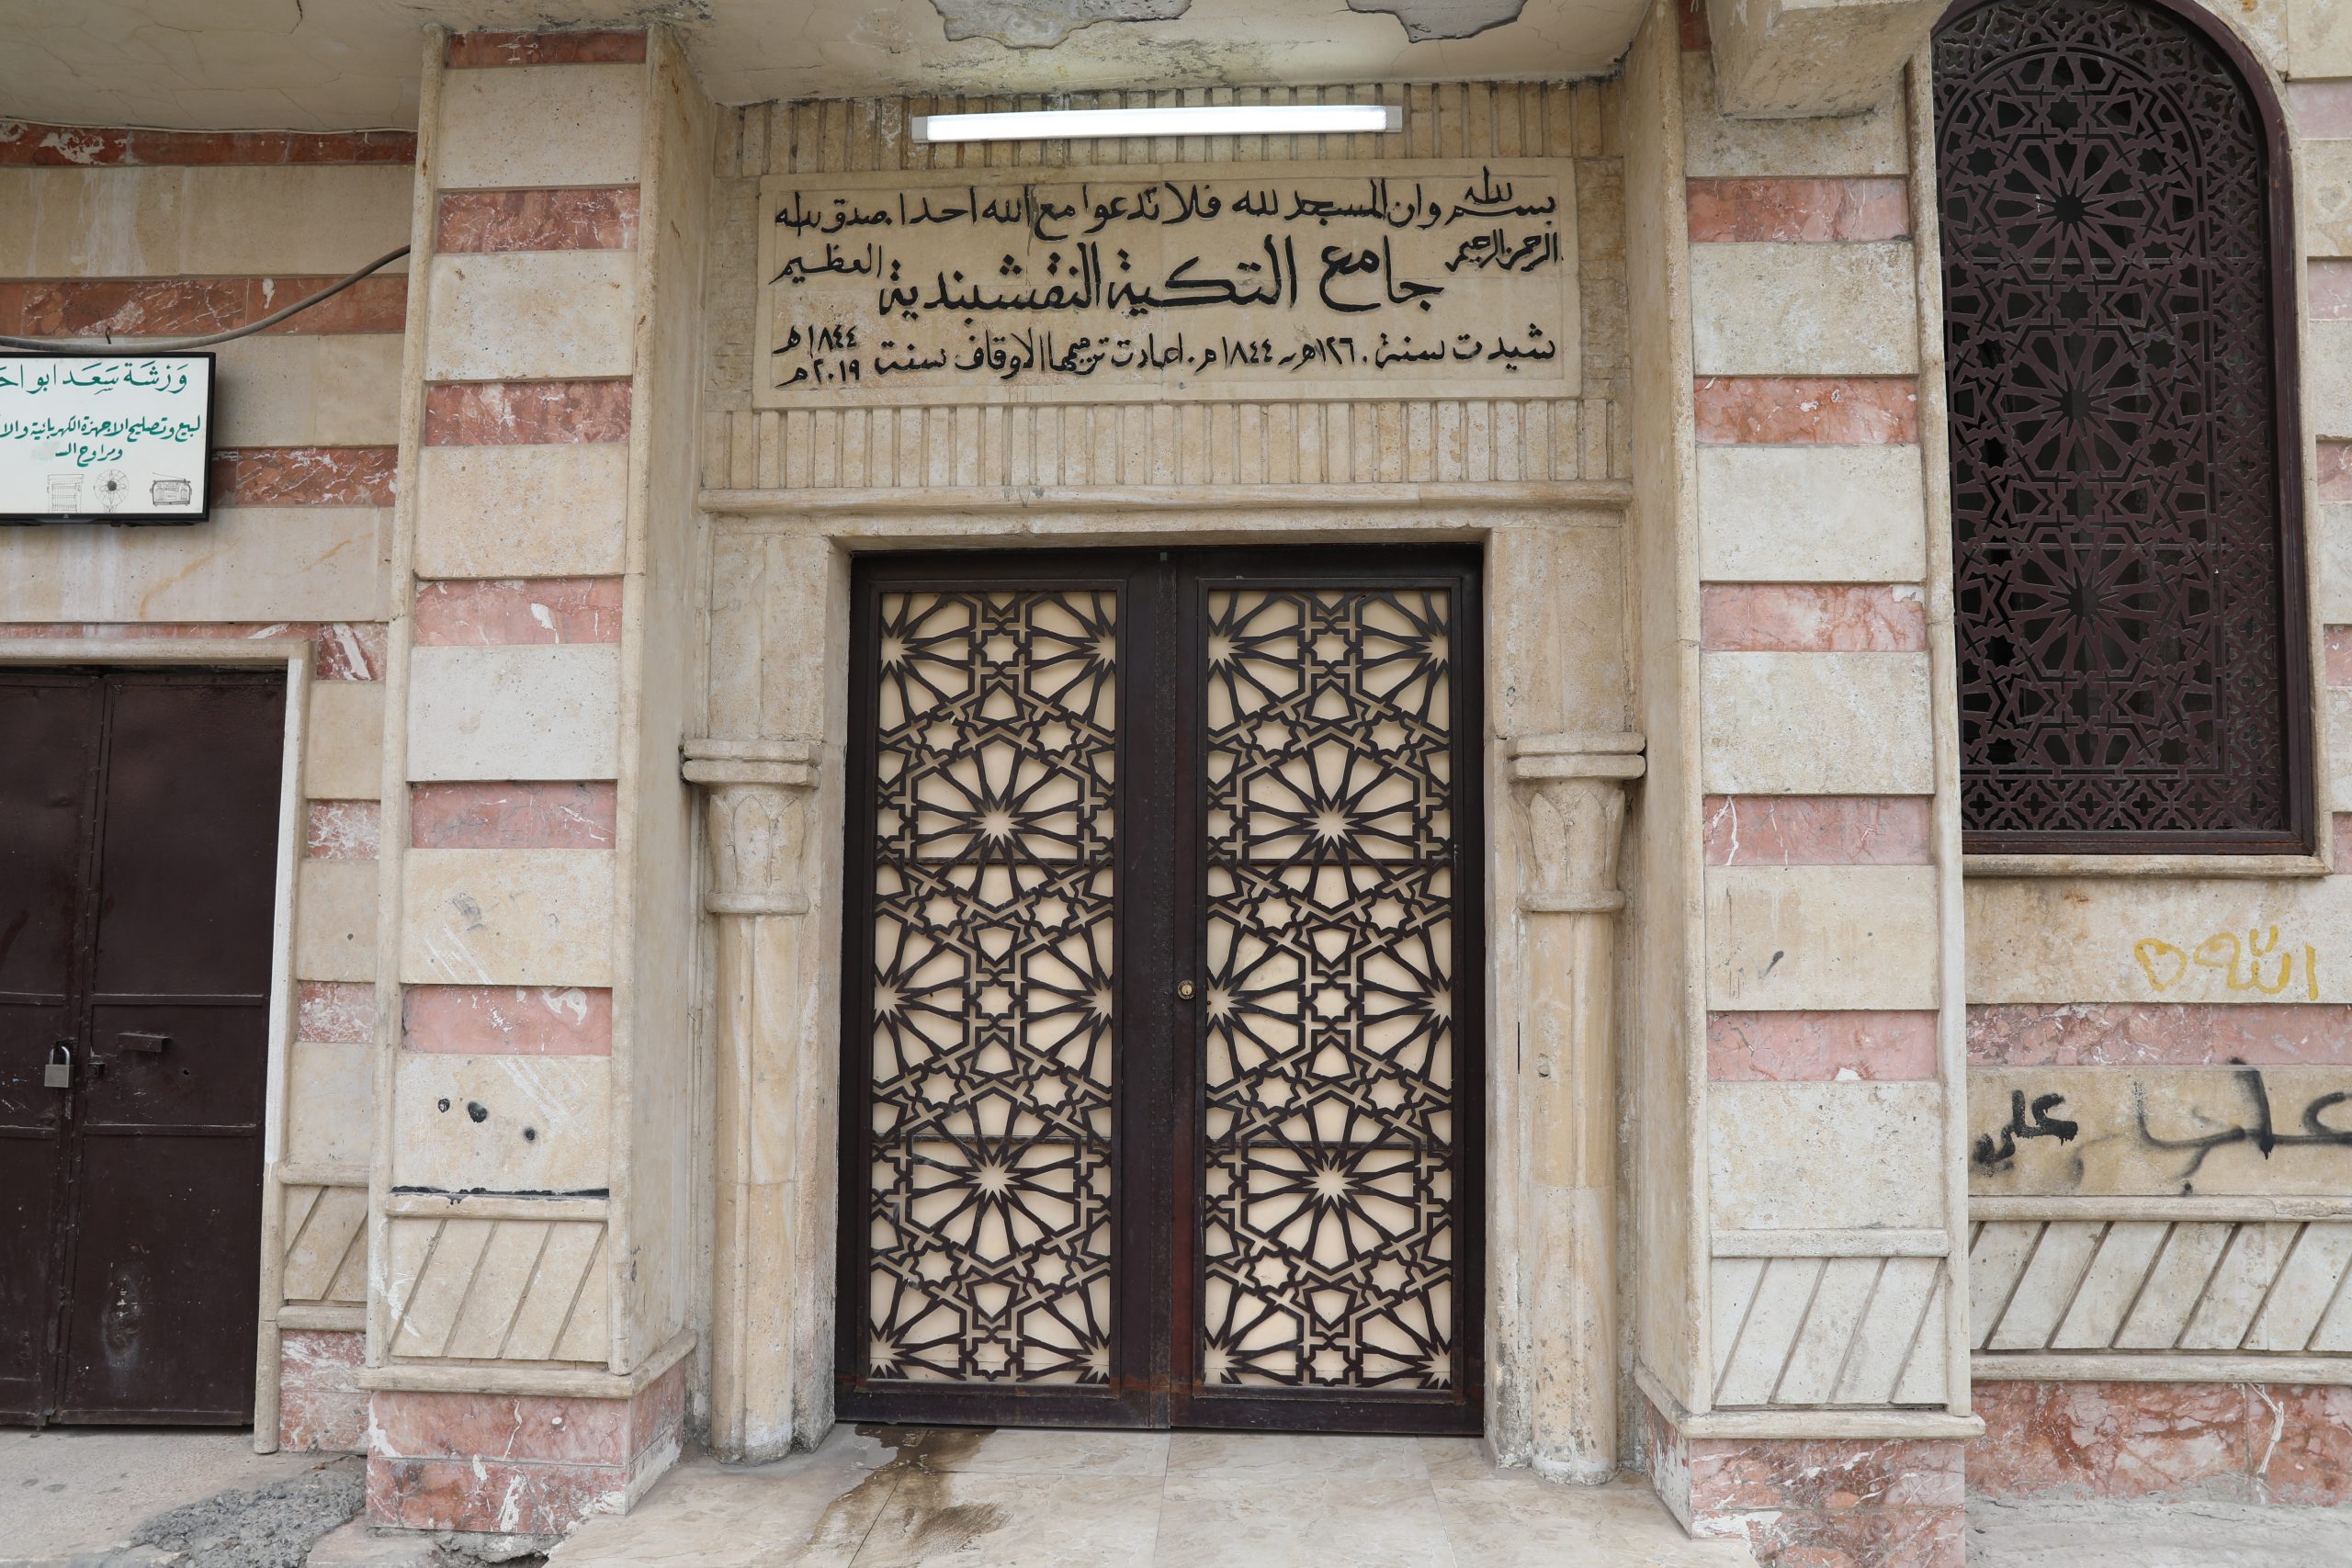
[1934,0,2312,853]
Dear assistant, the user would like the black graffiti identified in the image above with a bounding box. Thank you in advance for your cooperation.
[1973,1089,2080,1171]
[2134,1067,2352,1179]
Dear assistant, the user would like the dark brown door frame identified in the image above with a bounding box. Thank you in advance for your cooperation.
[834,547,1484,1435]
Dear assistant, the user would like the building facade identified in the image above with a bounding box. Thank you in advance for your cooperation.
[1,0,2349,1561]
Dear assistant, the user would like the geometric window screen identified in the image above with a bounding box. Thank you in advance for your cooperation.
[1935,0,2310,852]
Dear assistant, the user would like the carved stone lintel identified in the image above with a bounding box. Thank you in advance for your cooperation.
[684,739,820,918]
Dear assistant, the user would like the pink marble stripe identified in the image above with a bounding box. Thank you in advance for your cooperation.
[211,446,397,506]
[0,620,382,679]
[1685,178,1909,243]
[0,276,406,337]
[0,120,414,167]
[2320,443,2352,503]
[437,188,640,254]
[1694,377,1918,445]
[1678,0,1710,50]
[1967,1002,2352,1066]
[1702,795,1933,865]
[410,781,617,850]
[297,980,376,1044]
[412,578,623,646]
[2313,261,2352,321]
[447,29,648,67]
[2336,812,2352,871]
[421,380,631,446]
[402,985,614,1055]
[1699,583,1926,652]
[2291,81,2352,141]
[1971,1382,2352,1505]
[277,1328,367,1454]
[304,800,380,861]
[1707,1010,1939,1081]
[2325,626,2352,686]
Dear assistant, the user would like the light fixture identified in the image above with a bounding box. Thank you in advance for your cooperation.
[911,103,1402,144]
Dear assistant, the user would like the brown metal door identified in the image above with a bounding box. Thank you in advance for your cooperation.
[0,669,284,1425]
[836,549,1482,1435]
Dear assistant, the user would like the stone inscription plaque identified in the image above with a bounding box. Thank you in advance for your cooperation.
[753,160,1577,408]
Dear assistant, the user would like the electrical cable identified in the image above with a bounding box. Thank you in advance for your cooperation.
[0,245,413,352]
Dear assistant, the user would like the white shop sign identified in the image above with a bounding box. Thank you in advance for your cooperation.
[0,352,214,524]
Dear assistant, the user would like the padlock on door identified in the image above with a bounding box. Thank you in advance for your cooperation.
[43,1042,72,1089]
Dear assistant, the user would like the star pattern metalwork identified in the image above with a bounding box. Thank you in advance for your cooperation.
[1198,588,1458,1390]
[864,590,1119,1383]
[1937,0,2296,841]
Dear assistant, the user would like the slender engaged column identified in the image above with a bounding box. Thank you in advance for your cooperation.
[1509,735,1643,1483]
[684,739,820,1462]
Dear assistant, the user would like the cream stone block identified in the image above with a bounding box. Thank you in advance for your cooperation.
[1969,1067,2352,1199]
[1966,876,2352,1003]
[2295,0,2352,76]
[2323,504,2352,625]
[1706,863,1940,1011]
[425,252,637,383]
[1681,53,1906,177]
[1700,651,1934,794]
[294,859,378,983]
[2307,141,2352,258]
[205,335,403,447]
[1690,243,1920,378]
[2335,688,2352,810]
[304,680,384,801]
[390,1053,610,1193]
[287,1039,372,1167]
[1710,1082,1946,1230]
[406,645,620,782]
[401,849,614,987]
[0,508,389,625]
[434,65,645,191]
[0,165,414,276]
[1696,445,1928,583]
[2312,319,2352,439]
[414,444,630,579]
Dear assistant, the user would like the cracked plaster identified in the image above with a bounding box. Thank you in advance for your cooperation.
[926,0,1193,51]
[1347,0,1528,43]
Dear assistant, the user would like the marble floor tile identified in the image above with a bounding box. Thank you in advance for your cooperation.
[1149,1478,1460,1568]
[912,1427,1170,1477]
[1430,1473,1755,1567]
[1163,1431,1430,1488]
[850,1472,1164,1568]
[1415,1436,1500,1483]
[551,1460,901,1568]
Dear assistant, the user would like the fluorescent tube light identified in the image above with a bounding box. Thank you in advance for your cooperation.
[912,104,1402,144]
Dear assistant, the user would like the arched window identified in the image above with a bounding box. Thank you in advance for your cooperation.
[1934,0,2312,853]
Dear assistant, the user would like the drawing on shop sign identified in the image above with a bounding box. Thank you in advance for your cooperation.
[2132,927,2319,998]
[2134,1068,2352,1181]
[754,163,1574,400]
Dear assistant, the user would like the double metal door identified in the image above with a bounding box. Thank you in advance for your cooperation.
[837,548,1483,1433]
[0,669,283,1424]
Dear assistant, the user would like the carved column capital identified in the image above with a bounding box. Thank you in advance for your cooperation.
[684,739,820,917]
[1506,733,1644,915]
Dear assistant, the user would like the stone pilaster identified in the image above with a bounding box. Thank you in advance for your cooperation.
[1508,733,1643,1482]
[684,739,827,1461]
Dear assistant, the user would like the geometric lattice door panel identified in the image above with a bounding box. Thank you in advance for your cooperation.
[839,550,1482,1434]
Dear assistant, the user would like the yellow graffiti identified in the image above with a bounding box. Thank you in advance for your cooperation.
[2135,928,2318,999]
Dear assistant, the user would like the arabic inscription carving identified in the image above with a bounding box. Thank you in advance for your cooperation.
[753,159,1577,407]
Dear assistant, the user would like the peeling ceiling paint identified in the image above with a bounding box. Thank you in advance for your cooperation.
[1345,0,1527,43]
[0,0,1646,131]
[926,0,1193,51]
